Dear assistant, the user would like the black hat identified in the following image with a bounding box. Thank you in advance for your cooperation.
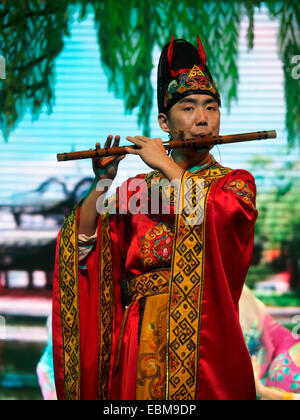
[157,36,221,113]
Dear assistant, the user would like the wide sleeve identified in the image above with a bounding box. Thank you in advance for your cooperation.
[213,169,258,305]
[52,180,130,400]
[76,179,132,400]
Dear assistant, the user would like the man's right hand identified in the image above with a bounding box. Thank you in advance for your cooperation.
[79,135,125,236]
[91,135,125,180]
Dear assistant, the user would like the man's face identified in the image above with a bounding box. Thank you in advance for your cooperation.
[159,94,220,152]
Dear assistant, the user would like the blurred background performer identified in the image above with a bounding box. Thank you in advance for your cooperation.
[52,36,258,400]
[240,285,300,400]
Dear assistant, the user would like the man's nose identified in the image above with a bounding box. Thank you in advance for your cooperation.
[195,107,208,126]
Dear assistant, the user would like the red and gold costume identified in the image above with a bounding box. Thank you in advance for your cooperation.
[52,159,258,400]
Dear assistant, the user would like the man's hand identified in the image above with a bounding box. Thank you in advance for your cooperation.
[125,136,184,183]
[92,135,125,180]
[125,136,171,172]
[78,135,124,236]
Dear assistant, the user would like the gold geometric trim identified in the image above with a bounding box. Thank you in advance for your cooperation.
[166,165,232,400]
[59,207,81,400]
[98,213,114,399]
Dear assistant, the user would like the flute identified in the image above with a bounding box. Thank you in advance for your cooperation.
[57,130,277,162]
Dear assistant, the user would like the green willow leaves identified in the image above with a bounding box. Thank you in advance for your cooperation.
[0,0,70,140]
[0,0,299,147]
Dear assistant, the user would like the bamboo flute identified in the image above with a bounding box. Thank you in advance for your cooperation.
[57,130,277,162]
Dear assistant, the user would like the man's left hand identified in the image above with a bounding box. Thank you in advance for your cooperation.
[125,136,171,171]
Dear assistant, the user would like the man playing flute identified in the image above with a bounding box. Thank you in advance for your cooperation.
[52,36,258,400]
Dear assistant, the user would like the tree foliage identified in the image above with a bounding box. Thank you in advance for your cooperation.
[250,153,300,245]
[0,0,299,146]
[0,0,70,140]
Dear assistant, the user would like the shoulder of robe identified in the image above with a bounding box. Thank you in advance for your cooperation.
[220,169,257,210]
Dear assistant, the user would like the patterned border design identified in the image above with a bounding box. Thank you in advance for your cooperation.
[58,207,81,400]
[166,164,232,400]
[129,269,170,304]
[98,213,114,399]
[224,179,256,210]
[145,170,176,206]
[58,209,114,400]
[164,65,219,108]
[113,269,171,377]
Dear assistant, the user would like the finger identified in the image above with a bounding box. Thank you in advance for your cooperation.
[97,154,125,170]
[112,135,121,147]
[96,156,115,168]
[116,153,125,160]
[126,136,143,146]
[92,144,101,162]
[124,146,139,155]
[133,136,148,143]
[104,135,113,148]
[111,155,125,167]
[110,154,125,165]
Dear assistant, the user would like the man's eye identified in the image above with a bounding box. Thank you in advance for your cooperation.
[184,107,193,111]
[207,106,217,111]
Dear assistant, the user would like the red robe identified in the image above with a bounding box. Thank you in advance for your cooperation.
[52,161,258,400]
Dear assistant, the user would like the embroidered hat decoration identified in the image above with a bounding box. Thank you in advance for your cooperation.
[157,36,221,113]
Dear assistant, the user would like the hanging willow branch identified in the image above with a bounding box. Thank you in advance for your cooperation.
[0,0,71,140]
[244,0,262,50]
[266,0,300,150]
[0,0,300,148]
[203,1,242,110]
[93,0,243,134]
[93,0,158,137]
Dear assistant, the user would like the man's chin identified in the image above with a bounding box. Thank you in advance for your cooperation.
[197,145,214,153]
[182,145,213,154]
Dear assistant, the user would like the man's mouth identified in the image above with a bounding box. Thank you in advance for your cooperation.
[192,133,212,138]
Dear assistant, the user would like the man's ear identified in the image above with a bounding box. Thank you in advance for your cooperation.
[158,113,170,133]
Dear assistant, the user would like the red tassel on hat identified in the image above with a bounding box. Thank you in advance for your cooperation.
[197,35,206,70]
[167,35,175,72]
